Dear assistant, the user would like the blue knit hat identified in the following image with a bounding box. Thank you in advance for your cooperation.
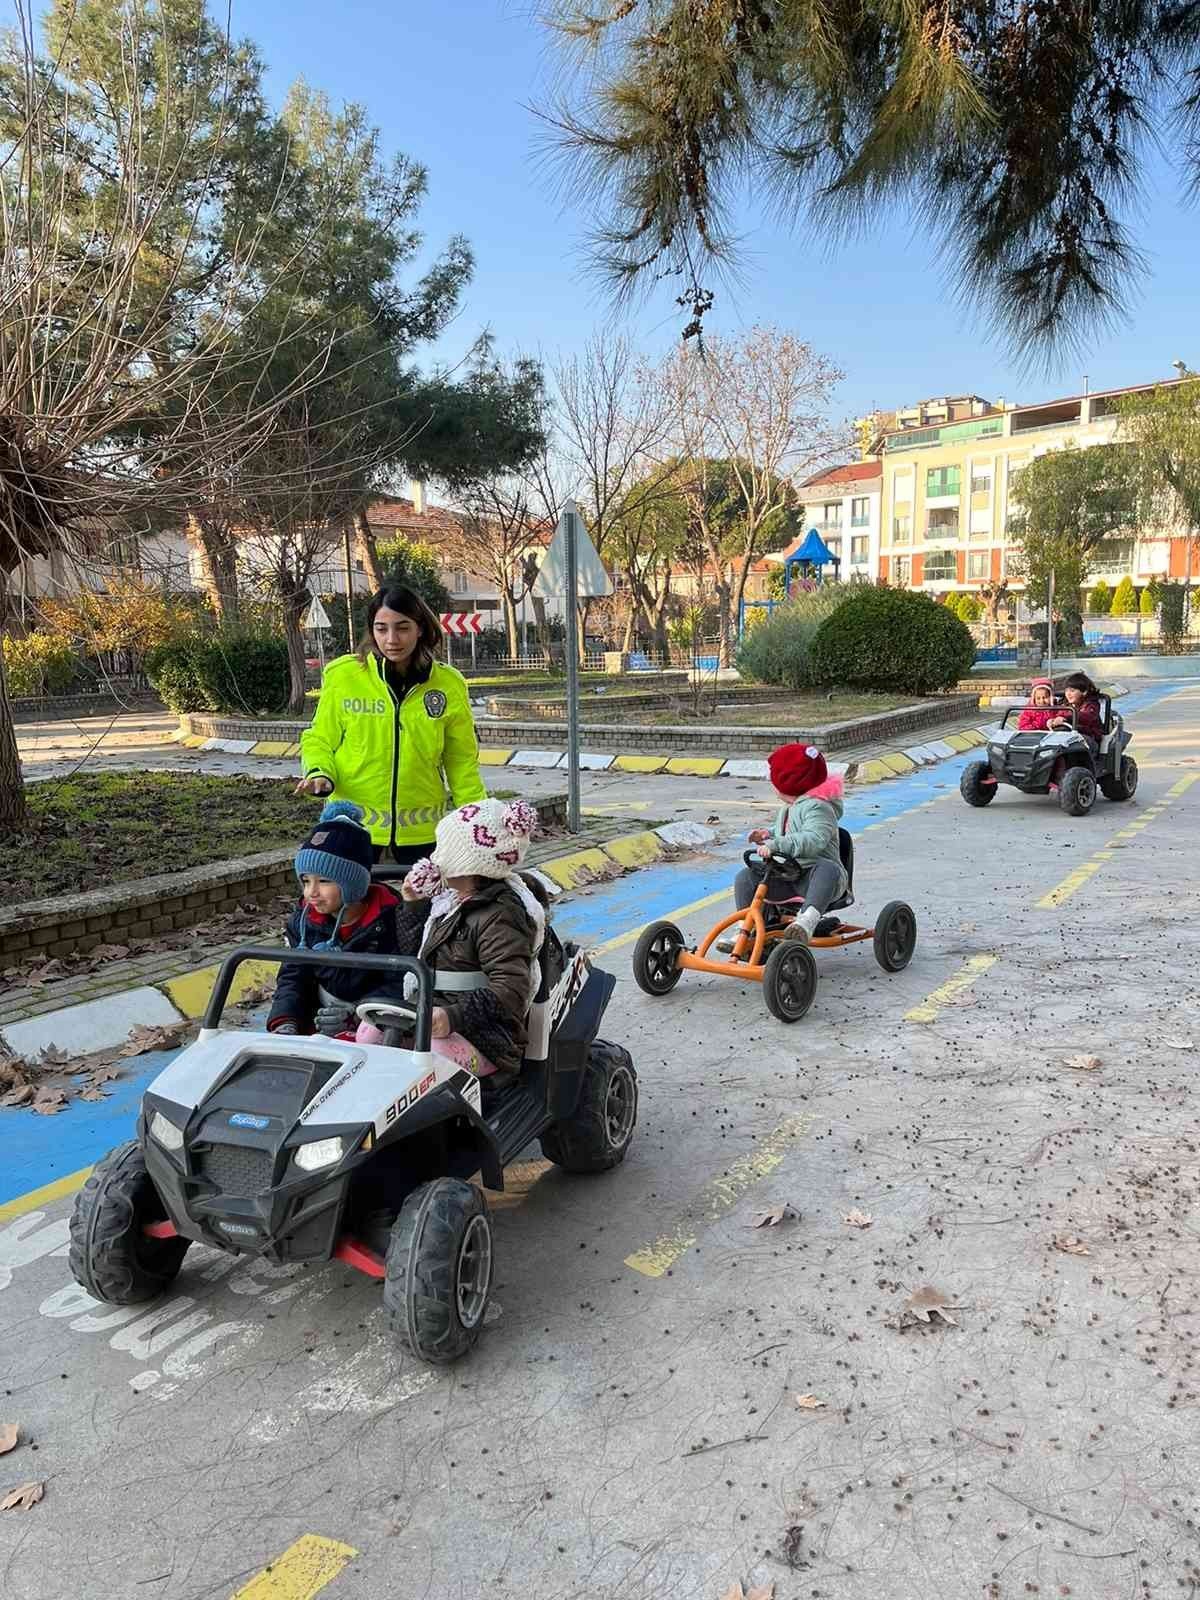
[295,801,373,906]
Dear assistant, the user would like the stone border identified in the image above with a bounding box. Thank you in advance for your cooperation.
[11,688,161,724]
[483,685,791,722]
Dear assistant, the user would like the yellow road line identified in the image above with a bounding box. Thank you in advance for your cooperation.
[1037,774,1198,909]
[904,954,998,1024]
[625,1113,813,1278]
[231,1536,357,1600]
[0,1165,93,1223]
[591,887,732,956]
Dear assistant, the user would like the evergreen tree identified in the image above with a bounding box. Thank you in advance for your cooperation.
[1109,575,1137,615]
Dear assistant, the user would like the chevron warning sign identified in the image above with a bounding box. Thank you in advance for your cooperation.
[439,613,483,636]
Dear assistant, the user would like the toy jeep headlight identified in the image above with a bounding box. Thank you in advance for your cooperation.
[149,1110,184,1151]
[294,1136,344,1173]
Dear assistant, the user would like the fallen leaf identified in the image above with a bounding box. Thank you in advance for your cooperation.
[1163,1038,1193,1050]
[719,1586,774,1600]
[89,943,130,961]
[84,1062,122,1085]
[0,1085,35,1108]
[0,1481,43,1511]
[25,960,65,985]
[77,1087,108,1103]
[120,1023,184,1057]
[793,1393,826,1410]
[31,1088,67,1116]
[0,1424,17,1455]
[1053,1235,1090,1256]
[37,1044,69,1066]
[888,1284,959,1332]
[749,1203,796,1228]
[843,1209,873,1228]
[1063,1054,1102,1072]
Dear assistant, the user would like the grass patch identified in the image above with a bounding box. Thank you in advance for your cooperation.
[627,691,918,728]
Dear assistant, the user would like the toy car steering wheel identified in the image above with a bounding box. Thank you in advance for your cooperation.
[356,1000,419,1029]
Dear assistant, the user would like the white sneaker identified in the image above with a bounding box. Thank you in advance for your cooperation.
[784,907,822,945]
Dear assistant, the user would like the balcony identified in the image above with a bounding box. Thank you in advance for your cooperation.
[924,521,960,543]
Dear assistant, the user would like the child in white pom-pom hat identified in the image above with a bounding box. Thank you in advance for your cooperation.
[355,798,547,1082]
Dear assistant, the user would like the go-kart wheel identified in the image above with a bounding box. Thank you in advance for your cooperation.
[68,1141,189,1305]
[959,761,996,807]
[1059,767,1097,816]
[632,920,685,995]
[762,941,818,1024]
[541,1039,638,1174]
[1100,756,1138,802]
[384,1177,493,1364]
[873,900,917,972]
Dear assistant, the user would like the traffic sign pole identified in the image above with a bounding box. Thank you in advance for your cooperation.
[564,500,581,834]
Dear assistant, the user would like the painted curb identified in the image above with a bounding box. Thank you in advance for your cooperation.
[1,984,184,1059]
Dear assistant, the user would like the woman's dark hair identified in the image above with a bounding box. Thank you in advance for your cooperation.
[1063,671,1100,697]
[359,585,442,669]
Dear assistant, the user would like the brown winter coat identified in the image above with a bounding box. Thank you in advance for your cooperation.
[395,877,544,1073]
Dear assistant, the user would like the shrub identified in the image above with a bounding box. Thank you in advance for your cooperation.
[2,630,84,697]
[1140,580,1160,616]
[1109,575,1137,615]
[147,629,289,715]
[1088,579,1112,615]
[808,587,976,694]
[736,586,855,689]
[956,594,984,622]
[1159,581,1188,652]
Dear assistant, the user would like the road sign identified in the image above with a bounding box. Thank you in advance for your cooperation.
[303,596,332,630]
[533,507,611,600]
[440,612,483,636]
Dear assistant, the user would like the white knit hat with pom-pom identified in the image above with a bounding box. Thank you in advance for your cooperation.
[429,798,538,883]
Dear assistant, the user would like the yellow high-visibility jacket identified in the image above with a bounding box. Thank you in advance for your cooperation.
[300,653,486,849]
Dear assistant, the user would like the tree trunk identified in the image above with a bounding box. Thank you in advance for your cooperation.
[501,588,519,658]
[355,507,383,590]
[187,514,240,623]
[283,595,309,716]
[715,577,732,666]
[729,555,753,664]
[0,646,27,830]
[531,593,550,659]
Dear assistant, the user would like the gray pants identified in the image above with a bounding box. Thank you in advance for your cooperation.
[734,857,846,919]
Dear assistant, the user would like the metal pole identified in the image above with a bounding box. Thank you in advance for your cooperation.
[1047,568,1055,679]
[343,524,355,648]
[564,499,581,834]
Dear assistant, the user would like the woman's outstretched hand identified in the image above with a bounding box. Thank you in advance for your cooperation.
[294,775,334,797]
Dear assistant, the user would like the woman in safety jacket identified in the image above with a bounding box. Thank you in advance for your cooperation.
[296,584,487,864]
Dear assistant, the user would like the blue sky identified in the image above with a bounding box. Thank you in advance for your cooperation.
[245,0,1200,421]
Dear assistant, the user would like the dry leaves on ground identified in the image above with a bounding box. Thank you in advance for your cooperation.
[748,1203,798,1229]
[30,1087,67,1116]
[720,1584,774,1600]
[0,1481,43,1511]
[1063,1054,1102,1072]
[1053,1235,1090,1256]
[0,1083,34,1109]
[793,1393,826,1410]
[0,1424,17,1455]
[843,1209,873,1228]
[120,1023,185,1057]
[888,1285,959,1332]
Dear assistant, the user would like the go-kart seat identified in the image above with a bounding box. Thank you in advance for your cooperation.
[766,828,855,913]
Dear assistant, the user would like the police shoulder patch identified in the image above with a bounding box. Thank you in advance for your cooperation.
[423,689,447,718]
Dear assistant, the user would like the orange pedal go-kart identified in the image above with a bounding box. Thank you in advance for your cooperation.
[631,831,916,1023]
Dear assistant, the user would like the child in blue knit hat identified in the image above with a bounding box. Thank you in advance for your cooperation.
[267,801,407,1037]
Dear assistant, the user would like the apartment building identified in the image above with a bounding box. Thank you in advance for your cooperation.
[876,380,1195,595]
[793,460,882,581]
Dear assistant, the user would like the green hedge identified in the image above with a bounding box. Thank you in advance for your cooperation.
[2,631,84,697]
[146,629,289,714]
[808,587,976,694]
[735,588,855,689]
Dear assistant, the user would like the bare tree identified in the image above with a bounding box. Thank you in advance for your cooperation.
[445,483,545,658]
[660,328,844,664]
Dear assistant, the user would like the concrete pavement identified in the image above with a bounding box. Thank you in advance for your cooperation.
[2,680,1200,1600]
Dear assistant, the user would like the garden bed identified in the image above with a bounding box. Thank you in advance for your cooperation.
[620,691,913,728]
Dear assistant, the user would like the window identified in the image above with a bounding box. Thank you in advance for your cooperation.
[851,497,870,527]
[452,571,469,594]
[851,535,869,565]
[892,514,912,544]
[893,556,911,587]
[970,472,992,496]
[1090,539,1135,576]
[923,549,957,582]
[823,536,842,561]
[967,550,990,580]
[821,501,843,528]
[926,465,961,498]
[926,507,960,539]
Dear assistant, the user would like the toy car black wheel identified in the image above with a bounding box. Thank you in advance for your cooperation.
[384,1177,493,1364]
[541,1039,638,1173]
[762,941,818,1024]
[959,761,996,807]
[1059,768,1097,816]
[68,1141,189,1305]
[1101,757,1138,802]
[632,920,685,995]
[873,900,917,972]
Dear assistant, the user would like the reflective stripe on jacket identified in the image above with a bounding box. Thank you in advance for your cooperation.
[299,653,486,848]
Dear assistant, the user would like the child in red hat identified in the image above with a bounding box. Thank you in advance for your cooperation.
[718,742,849,949]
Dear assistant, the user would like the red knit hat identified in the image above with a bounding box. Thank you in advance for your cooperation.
[768,743,828,797]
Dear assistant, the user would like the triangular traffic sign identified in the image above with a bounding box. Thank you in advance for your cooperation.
[533,502,613,600]
[303,595,332,630]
